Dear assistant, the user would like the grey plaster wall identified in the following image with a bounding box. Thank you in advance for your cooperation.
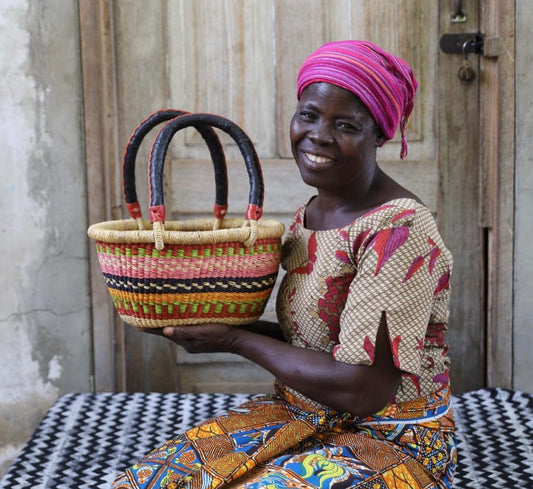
[0,0,91,475]
[514,1,533,392]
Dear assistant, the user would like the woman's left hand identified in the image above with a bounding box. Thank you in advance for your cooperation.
[142,324,239,354]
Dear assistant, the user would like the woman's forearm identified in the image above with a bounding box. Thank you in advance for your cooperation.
[230,326,400,417]
[160,317,400,417]
[240,320,287,342]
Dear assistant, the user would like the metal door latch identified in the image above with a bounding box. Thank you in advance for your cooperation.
[439,32,498,83]
[439,32,484,56]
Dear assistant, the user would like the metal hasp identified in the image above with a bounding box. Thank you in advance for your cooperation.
[439,32,484,55]
[440,32,484,83]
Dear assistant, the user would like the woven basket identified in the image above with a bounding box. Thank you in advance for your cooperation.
[87,111,285,327]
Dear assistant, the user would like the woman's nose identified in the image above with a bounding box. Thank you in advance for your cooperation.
[308,122,334,144]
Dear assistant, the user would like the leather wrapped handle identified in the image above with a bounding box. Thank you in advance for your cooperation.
[123,109,228,220]
[148,113,264,224]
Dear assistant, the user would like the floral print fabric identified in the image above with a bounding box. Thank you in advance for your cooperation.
[276,198,453,405]
[112,384,456,489]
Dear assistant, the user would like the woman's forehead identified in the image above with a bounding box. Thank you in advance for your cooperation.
[298,83,374,120]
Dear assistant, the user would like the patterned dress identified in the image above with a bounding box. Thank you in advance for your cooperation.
[112,198,456,489]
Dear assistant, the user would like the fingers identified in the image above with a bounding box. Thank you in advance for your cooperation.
[159,324,236,354]
[137,323,236,355]
[162,326,199,345]
[162,326,181,339]
[135,326,193,343]
[137,327,166,336]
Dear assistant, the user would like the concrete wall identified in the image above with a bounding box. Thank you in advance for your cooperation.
[514,1,533,391]
[0,0,91,475]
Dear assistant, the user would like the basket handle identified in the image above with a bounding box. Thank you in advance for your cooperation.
[123,109,229,226]
[149,113,264,249]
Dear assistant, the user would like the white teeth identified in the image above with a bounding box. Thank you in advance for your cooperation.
[304,152,333,164]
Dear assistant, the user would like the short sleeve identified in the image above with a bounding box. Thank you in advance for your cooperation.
[333,210,451,376]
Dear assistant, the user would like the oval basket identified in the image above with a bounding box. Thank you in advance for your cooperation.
[87,111,285,327]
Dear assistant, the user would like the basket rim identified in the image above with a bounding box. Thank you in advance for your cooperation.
[87,217,285,245]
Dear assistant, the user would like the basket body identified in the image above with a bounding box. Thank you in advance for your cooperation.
[90,218,283,327]
[88,111,284,327]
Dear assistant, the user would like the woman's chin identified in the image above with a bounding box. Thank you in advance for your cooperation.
[298,168,333,190]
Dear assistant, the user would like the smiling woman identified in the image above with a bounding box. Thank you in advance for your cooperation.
[112,40,456,489]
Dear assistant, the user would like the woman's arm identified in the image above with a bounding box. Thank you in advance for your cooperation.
[239,320,287,342]
[160,312,400,417]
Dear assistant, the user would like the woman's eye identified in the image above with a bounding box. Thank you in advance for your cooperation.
[299,111,315,120]
[337,122,357,131]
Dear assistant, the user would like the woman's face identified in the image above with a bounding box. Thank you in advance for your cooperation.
[290,82,383,194]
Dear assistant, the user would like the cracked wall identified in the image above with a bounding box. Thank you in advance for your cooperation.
[0,0,91,476]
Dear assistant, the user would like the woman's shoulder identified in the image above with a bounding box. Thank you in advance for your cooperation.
[349,197,431,230]
[287,204,307,234]
[349,198,452,265]
[289,196,439,239]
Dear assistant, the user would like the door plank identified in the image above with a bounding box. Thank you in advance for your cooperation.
[79,0,120,392]
[169,158,437,216]
[166,0,276,158]
[353,1,438,162]
[480,0,515,388]
[437,0,485,393]
[113,1,180,392]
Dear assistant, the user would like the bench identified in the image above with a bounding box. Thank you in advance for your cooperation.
[1,388,531,488]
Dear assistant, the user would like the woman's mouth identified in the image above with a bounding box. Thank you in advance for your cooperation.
[303,152,334,164]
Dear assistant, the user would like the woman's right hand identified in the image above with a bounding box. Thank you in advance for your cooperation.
[137,319,286,343]
[161,323,239,354]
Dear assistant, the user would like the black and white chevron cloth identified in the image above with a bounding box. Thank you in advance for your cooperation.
[452,388,533,488]
[1,388,531,488]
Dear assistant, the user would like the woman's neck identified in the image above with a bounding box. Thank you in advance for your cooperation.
[304,167,421,230]
[306,167,383,229]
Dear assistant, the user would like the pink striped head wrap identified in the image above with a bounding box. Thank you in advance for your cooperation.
[296,40,418,159]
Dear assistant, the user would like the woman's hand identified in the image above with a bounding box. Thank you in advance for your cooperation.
[139,324,240,355]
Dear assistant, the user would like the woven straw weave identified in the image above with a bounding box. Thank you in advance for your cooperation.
[87,111,284,327]
[88,218,284,327]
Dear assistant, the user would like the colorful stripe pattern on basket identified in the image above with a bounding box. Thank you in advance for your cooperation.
[94,238,282,327]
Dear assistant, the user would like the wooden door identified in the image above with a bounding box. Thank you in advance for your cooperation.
[81,0,514,394]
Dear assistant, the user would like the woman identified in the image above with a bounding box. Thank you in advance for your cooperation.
[113,40,456,489]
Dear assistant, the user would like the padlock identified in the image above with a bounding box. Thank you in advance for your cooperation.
[458,58,475,82]
[458,40,476,83]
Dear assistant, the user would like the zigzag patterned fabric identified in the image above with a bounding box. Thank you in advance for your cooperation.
[1,388,532,488]
[95,238,282,327]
